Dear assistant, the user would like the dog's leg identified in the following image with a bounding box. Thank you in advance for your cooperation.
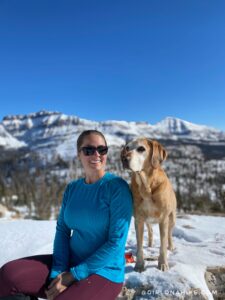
[168,212,175,251]
[146,223,153,247]
[158,220,169,271]
[134,219,145,272]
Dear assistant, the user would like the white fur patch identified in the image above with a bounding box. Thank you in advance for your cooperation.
[129,155,145,172]
[126,140,148,172]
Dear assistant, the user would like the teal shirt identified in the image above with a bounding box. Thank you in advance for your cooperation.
[50,172,133,283]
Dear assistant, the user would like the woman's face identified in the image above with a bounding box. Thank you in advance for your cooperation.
[78,134,108,174]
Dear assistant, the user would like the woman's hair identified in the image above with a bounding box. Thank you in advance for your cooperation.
[77,130,107,152]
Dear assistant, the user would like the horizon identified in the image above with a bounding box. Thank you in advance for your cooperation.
[0,1,225,130]
[1,109,223,132]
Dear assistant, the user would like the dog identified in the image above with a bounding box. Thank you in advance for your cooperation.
[121,137,176,272]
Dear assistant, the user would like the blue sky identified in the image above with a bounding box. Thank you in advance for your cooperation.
[0,0,225,130]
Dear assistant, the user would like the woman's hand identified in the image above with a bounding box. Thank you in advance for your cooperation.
[45,271,75,300]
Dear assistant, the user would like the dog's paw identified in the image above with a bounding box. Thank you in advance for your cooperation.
[168,245,175,251]
[134,262,145,273]
[158,261,169,271]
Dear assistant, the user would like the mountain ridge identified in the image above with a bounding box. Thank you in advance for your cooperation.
[2,110,222,132]
[0,110,225,159]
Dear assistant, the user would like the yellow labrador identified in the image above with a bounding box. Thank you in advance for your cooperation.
[121,138,176,272]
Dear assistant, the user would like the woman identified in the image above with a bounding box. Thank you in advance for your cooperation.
[0,130,133,300]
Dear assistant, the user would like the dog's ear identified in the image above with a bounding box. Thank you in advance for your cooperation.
[148,140,167,168]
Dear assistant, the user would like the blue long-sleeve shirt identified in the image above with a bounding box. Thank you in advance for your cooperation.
[50,172,133,283]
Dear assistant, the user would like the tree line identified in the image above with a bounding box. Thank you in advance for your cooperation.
[0,151,224,219]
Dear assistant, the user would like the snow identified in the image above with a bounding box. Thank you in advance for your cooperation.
[103,133,125,146]
[0,215,224,299]
[0,124,26,149]
[153,117,219,134]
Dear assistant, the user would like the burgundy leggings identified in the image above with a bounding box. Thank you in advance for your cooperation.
[0,255,123,300]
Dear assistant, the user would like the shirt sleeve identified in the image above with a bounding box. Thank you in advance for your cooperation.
[49,184,71,279]
[70,178,133,281]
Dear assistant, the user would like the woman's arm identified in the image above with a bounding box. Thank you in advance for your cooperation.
[49,184,71,279]
[70,178,133,281]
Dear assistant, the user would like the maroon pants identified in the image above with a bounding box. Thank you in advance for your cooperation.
[0,255,123,300]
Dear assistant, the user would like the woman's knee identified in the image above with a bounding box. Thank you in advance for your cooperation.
[0,261,17,295]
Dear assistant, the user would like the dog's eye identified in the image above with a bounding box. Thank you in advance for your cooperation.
[125,146,130,151]
[137,146,145,152]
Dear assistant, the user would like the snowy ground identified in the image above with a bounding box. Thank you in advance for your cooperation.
[0,215,225,299]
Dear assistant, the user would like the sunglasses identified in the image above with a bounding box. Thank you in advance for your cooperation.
[80,145,108,156]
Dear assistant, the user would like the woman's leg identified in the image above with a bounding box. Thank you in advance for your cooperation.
[0,257,122,300]
[0,255,52,299]
[55,274,123,300]
[0,295,37,300]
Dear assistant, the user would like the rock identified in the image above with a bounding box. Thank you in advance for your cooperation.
[116,283,154,300]
[116,285,210,300]
[205,266,225,300]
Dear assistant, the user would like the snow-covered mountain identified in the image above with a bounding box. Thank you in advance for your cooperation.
[1,110,225,161]
[151,117,225,141]
[0,124,26,150]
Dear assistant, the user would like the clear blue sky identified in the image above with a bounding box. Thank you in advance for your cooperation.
[0,0,225,130]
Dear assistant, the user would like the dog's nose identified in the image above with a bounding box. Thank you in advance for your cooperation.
[122,157,128,163]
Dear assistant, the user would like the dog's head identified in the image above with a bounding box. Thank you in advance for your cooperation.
[121,138,167,172]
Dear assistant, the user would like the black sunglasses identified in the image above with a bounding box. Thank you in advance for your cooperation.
[80,145,108,156]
